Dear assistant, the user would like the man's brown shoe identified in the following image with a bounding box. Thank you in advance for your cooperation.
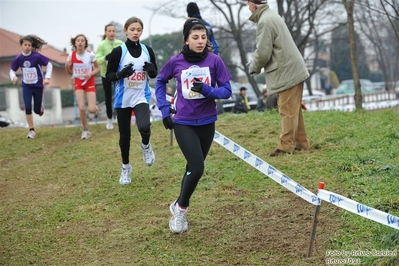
[269,149,289,157]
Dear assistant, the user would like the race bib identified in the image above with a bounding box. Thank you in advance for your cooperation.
[22,67,38,84]
[73,63,91,79]
[181,66,211,100]
[124,70,147,90]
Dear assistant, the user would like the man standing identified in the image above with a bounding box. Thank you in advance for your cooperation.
[244,0,310,157]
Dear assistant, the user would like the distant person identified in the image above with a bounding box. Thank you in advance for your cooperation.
[9,34,53,139]
[233,87,250,113]
[186,2,219,55]
[257,88,278,111]
[96,24,123,130]
[244,0,310,157]
[106,16,158,185]
[65,34,100,140]
[155,18,232,234]
[324,84,332,95]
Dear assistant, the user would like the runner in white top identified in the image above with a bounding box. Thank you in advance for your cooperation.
[106,17,158,185]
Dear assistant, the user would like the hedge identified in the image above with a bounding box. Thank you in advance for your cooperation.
[61,86,105,107]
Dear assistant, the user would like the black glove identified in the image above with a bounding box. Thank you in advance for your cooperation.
[117,63,134,79]
[169,106,176,115]
[105,54,110,60]
[143,61,156,76]
[163,116,174,130]
[191,78,203,93]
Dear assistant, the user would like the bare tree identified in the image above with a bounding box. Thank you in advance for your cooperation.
[207,0,333,96]
[275,0,338,95]
[380,0,399,41]
[356,0,399,91]
[207,0,261,95]
[151,0,378,100]
[342,0,362,109]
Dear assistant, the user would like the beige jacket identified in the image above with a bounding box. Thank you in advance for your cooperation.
[248,4,309,95]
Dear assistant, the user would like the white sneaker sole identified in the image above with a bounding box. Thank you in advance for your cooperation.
[144,153,155,166]
[106,123,114,130]
[119,178,131,185]
[142,144,155,166]
[169,201,188,234]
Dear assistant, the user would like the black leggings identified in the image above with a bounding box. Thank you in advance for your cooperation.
[102,77,114,119]
[174,123,215,208]
[116,103,151,164]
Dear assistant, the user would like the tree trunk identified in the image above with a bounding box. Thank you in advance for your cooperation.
[343,0,363,110]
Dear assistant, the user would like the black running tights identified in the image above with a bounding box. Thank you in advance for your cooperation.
[116,103,151,164]
[102,77,114,119]
[174,122,215,207]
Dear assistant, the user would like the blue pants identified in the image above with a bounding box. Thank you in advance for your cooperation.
[22,85,44,115]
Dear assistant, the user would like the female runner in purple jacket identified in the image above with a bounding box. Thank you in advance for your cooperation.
[156,18,232,234]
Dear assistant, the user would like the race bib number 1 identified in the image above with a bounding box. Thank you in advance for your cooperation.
[73,63,91,79]
[22,67,38,84]
[181,66,211,100]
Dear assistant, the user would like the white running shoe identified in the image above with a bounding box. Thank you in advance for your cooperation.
[27,130,36,139]
[119,164,132,185]
[169,201,188,234]
[106,118,114,130]
[81,131,91,140]
[141,142,155,166]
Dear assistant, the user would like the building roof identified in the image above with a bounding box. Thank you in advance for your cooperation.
[0,28,67,66]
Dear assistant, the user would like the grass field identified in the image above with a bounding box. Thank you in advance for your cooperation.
[1,108,399,265]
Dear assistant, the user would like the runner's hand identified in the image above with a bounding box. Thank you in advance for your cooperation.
[143,62,155,72]
[191,78,203,93]
[143,61,156,76]
[163,116,174,130]
[117,63,134,79]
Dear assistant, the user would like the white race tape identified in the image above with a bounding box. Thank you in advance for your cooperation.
[307,100,399,112]
[213,131,321,206]
[318,189,399,230]
[0,117,28,128]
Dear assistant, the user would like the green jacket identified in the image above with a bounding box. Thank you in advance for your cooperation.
[96,38,124,77]
[248,4,309,95]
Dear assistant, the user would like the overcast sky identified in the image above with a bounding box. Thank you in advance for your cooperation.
[0,0,186,52]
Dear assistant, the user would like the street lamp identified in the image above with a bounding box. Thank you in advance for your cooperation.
[148,8,158,47]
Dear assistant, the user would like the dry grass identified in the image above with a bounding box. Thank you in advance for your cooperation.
[1,109,399,265]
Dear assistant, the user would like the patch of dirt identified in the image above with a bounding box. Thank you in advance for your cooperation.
[207,196,341,265]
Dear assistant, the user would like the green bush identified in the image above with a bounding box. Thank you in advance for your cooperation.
[61,86,105,107]
[60,89,74,107]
